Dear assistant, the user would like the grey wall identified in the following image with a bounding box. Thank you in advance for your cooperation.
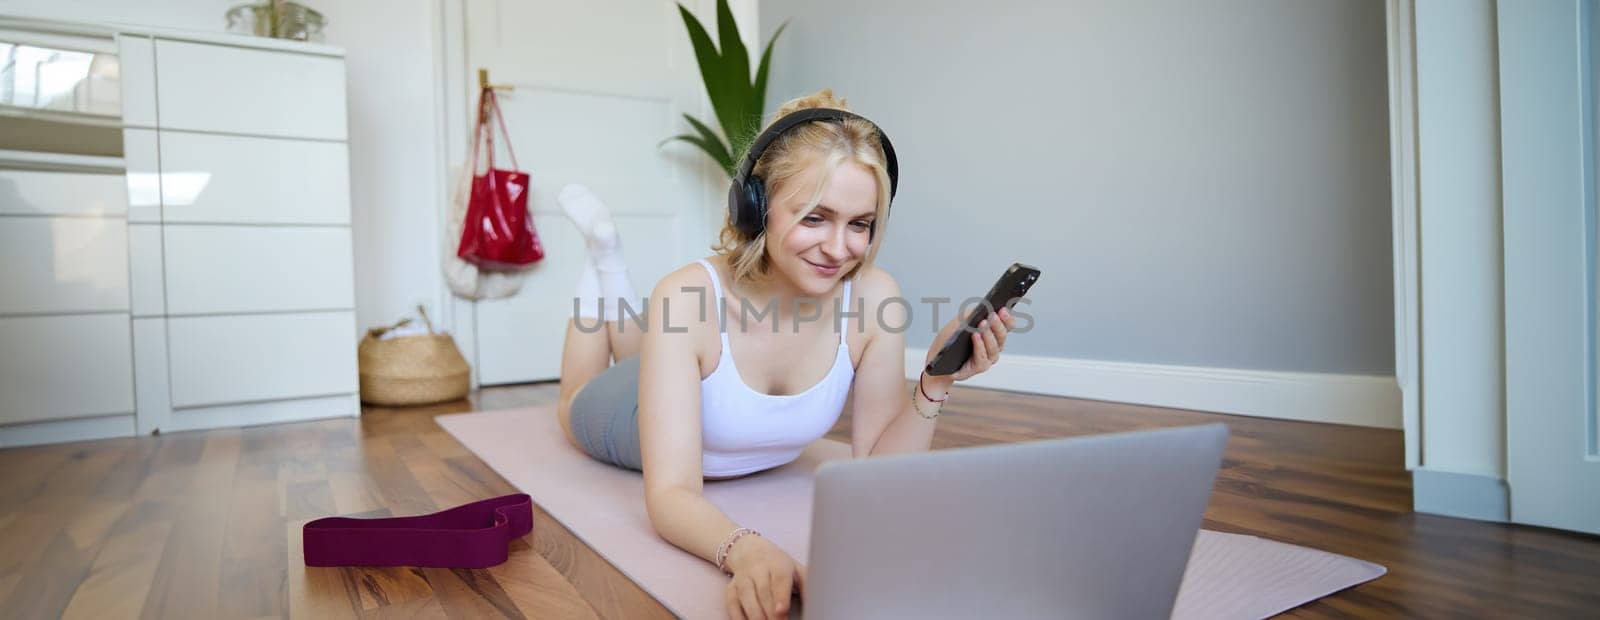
[759,0,1394,374]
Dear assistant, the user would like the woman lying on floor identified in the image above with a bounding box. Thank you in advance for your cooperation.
[553,89,1016,620]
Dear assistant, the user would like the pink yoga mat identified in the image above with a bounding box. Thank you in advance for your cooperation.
[436,406,1384,619]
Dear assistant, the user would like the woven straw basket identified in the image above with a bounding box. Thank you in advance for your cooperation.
[358,305,470,406]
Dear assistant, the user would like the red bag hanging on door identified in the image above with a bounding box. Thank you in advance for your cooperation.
[456,88,544,270]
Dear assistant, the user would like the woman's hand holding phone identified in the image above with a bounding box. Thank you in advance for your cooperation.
[922,305,1017,393]
[921,263,1038,394]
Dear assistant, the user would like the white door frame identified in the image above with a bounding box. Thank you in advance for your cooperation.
[1391,0,1600,533]
[1385,0,1423,470]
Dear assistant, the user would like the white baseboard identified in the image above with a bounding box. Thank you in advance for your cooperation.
[0,395,360,447]
[163,393,359,433]
[905,348,1402,429]
[0,414,137,448]
[1412,467,1509,522]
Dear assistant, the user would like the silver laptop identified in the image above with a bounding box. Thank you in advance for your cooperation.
[793,423,1228,619]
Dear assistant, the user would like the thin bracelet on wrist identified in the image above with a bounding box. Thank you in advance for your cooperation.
[912,373,947,419]
[918,371,949,403]
[715,527,760,575]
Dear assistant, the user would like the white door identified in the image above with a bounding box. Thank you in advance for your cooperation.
[1501,0,1599,536]
[445,0,747,384]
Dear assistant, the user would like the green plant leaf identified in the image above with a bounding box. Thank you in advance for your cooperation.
[715,0,754,148]
[680,113,736,174]
[661,134,735,175]
[672,0,783,178]
[716,0,751,89]
[677,3,746,158]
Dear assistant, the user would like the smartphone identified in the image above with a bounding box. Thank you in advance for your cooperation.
[925,263,1041,376]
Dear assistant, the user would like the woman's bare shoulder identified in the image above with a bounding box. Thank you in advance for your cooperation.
[852,264,903,306]
[644,258,722,337]
[651,257,718,301]
[849,265,903,351]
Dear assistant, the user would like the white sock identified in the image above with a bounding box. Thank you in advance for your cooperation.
[559,183,613,242]
[559,185,635,317]
[591,224,637,319]
[588,220,627,273]
[574,256,602,321]
[600,266,637,319]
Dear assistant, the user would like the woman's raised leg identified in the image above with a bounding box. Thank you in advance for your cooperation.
[556,184,641,447]
[605,306,643,361]
[557,317,611,449]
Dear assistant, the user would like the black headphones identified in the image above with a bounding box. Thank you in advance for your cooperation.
[727,107,899,238]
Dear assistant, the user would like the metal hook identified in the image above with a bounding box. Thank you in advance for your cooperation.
[478,68,513,92]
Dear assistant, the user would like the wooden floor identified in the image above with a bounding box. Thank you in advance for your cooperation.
[3,382,1598,619]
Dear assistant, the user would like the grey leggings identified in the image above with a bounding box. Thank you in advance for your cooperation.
[569,355,645,471]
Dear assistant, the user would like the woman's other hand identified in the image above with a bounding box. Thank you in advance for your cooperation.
[724,534,805,619]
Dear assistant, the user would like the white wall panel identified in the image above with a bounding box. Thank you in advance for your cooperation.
[129,223,165,316]
[166,311,357,407]
[0,170,127,216]
[132,317,171,434]
[163,225,354,314]
[123,128,162,222]
[0,217,129,314]
[117,33,157,127]
[0,314,134,424]
[154,39,348,140]
[157,131,351,225]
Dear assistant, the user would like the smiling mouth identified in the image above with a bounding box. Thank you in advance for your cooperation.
[805,260,842,274]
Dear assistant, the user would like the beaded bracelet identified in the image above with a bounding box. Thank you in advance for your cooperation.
[915,370,947,418]
[910,383,941,419]
[715,527,760,574]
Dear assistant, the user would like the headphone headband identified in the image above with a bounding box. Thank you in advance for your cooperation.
[728,107,899,238]
[734,107,899,199]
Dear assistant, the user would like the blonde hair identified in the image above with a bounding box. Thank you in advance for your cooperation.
[712,88,895,287]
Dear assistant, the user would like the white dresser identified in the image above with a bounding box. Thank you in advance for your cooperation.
[0,18,359,447]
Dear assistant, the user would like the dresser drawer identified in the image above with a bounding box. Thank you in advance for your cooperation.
[163,225,354,315]
[0,170,127,216]
[0,314,135,425]
[166,311,358,408]
[157,131,351,225]
[0,217,129,314]
[153,39,347,140]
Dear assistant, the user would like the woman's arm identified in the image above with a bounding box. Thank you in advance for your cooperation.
[849,267,1015,458]
[638,267,746,564]
[641,265,810,619]
[848,268,939,457]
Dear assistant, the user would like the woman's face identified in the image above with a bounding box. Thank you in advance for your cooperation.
[764,159,880,297]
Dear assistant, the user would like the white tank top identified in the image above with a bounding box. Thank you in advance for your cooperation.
[696,258,855,477]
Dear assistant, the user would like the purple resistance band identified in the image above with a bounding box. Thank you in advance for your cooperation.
[303,494,534,568]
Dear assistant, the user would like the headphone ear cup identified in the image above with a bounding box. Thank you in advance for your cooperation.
[738,175,768,237]
[727,178,748,234]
